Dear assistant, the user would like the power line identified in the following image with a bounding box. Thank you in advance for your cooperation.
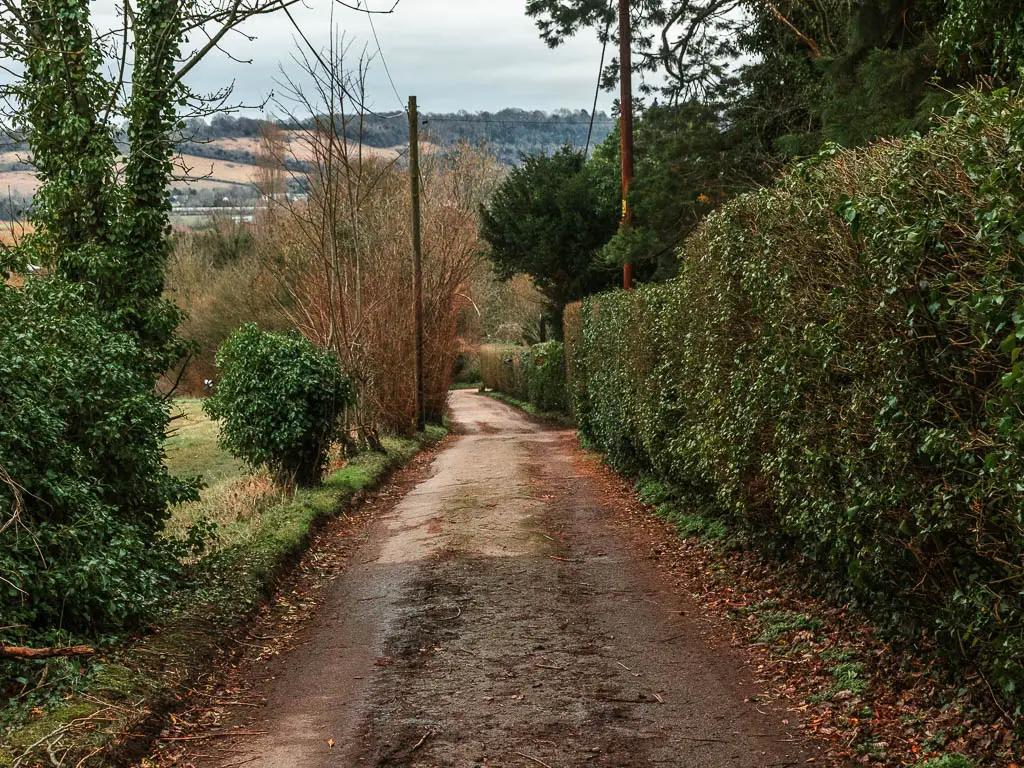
[281,2,406,120]
[362,0,405,112]
[585,0,615,156]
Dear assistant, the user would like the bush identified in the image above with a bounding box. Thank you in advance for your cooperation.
[452,350,482,384]
[480,344,529,399]
[525,341,567,412]
[481,342,568,413]
[0,277,197,640]
[204,325,354,486]
[566,90,1024,712]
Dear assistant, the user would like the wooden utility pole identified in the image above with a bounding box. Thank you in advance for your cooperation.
[409,95,425,431]
[619,0,635,290]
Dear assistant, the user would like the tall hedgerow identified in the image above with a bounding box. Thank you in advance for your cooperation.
[567,89,1024,712]
[480,342,569,413]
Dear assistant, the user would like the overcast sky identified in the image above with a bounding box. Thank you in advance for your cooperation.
[184,0,615,115]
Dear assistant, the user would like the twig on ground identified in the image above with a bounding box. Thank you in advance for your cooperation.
[411,730,432,751]
[0,643,95,660]
[143,730,270,741]
[217,756,260,768]
[514,751,554,768]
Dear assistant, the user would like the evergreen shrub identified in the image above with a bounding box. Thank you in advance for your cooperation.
[204,324,354,487]
[525,341,567,412]
[0,277,197,638]
[566,90,1024,711]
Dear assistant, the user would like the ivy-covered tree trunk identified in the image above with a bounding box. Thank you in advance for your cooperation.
[13,0,198,539]
[21,0,121,294]
[123,0,189,373]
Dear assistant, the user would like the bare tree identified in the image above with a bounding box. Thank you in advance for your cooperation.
[255,35,499,434]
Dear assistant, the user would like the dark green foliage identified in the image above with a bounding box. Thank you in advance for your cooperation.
[524,341,568,413]
[593,102,753,281]
[941,0,1024,81]
[0,278,195,637]
[566,91,1024,713]
[480,342,569,414]
[452,351,482,385]
[204,325,354,487]
[17,0,188,376]
[526,2,983,243]
[479,147,620,324]
[120,0,187,372]
[0,0,201,650]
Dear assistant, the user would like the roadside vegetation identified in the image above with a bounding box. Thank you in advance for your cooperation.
[1,395,443,765]
[4,0,1024,763]
[0,7,463,764]
[469,1,1024,763]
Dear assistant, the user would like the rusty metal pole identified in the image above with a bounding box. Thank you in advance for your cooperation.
[618,0,635,290]
[409,95,425,431]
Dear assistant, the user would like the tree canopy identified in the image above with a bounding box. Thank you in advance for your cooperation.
[479,148,620,325]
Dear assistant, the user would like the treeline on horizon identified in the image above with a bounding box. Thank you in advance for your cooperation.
[181,108,616,164]
[0,107,614,219]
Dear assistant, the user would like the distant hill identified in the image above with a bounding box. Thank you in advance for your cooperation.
[0,109,616,217]
[184,109,614,167]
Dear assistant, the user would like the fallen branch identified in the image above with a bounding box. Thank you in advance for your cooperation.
[0,643,95,660]
[514,752,553,768]
[411,730,432,751]
[128,730,269,742]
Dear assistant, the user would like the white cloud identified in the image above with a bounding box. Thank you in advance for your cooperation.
[184,0,616,114]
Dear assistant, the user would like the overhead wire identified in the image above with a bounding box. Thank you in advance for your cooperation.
[585,0,616,156]
[361,0,405,112]
[280,1,406,119]
[420,117,614,126]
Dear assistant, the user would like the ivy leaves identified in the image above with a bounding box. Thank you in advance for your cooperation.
[569,90,1024,712]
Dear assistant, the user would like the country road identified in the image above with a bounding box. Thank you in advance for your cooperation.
[151,391,813,767]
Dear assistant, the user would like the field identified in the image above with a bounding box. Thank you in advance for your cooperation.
[0,138,413,199]
[162,400,435,553]
[164,399,284,551]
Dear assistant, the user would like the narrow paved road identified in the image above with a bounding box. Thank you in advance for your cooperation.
[167,391,810,767]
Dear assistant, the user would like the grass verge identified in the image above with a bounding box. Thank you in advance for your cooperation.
[0,419,445,767]
[479,389,575,427]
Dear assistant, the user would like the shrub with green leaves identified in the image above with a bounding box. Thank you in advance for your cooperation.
[566,90,1024,713]
[481,342,568,413]
[0,277,196,640]
[204,325,354,486]
[525,341,567,412]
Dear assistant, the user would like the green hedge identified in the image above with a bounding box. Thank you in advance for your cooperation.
[480,343,529,398]
[481,342,568,413]
[566,90,1024,712]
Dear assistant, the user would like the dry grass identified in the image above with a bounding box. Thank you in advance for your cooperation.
[0,170,38,196]
[164,399,286,551]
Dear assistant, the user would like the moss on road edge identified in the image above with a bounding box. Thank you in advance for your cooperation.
[0,426,446,768]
